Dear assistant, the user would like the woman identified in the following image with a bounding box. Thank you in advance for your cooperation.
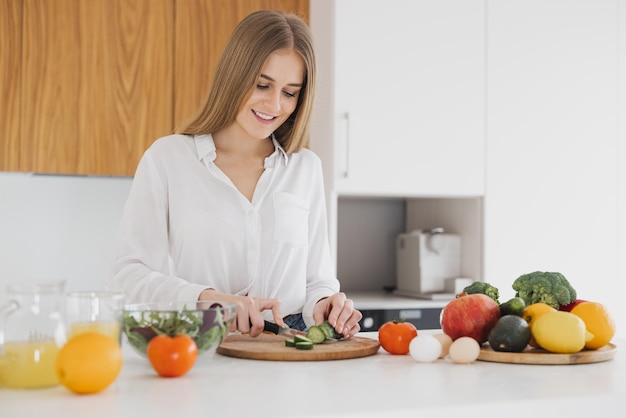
[108,10,362,338]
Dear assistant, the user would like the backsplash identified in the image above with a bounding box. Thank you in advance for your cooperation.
[0,173,132,303]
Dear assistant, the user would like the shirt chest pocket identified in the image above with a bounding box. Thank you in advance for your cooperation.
[273,192,309,246]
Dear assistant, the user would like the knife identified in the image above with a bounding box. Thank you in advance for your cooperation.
[263,320,307,336]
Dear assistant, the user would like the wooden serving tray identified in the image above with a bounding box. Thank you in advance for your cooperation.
[477,343,617,365]
[216,333,380,361]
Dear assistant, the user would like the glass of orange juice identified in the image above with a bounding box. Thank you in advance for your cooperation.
[65,291,124,344]
[0,340,61,389]
[0,281,67,389]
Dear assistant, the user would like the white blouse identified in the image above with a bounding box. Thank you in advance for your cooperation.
[108,134,340,326]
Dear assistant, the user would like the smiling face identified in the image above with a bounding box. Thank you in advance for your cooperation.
[234,49,305,141]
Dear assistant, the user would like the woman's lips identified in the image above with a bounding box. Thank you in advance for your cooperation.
[253,109,277,122]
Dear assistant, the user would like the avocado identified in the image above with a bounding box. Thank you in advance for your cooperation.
[488,315,531,352]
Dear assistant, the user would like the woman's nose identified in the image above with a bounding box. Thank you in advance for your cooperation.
[265,91,282,112]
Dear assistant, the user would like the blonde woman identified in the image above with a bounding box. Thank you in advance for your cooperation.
[109,10,362,338]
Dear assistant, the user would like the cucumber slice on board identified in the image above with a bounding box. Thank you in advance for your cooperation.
[294,334,313,344]
[295,341,314,350]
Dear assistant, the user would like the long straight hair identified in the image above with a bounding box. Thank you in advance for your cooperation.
[176,10,316,153]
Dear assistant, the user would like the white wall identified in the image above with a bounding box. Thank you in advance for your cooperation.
[485,0,624,337]
[619,0,626,339]
[0,173,132,303]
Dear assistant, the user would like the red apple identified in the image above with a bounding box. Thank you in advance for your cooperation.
[559,299,587,312]
[440,293,501,343]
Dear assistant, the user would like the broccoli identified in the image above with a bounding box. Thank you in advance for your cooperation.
[460,281,500,304]
[511,271,577,310]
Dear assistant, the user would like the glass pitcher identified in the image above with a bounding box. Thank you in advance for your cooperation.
[0,281,67,389]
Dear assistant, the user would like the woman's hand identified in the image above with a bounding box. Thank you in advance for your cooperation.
[312,292,363,339]
[199,289,284,337]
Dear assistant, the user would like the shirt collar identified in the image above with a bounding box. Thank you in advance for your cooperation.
[193,133,289,166]
[270,134,290,166]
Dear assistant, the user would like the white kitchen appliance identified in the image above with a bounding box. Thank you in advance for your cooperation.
[394,228,461,299]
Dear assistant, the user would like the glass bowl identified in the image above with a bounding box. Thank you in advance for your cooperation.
[122,301,236,358]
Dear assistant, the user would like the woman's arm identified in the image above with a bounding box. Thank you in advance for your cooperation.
[107,145,208,303]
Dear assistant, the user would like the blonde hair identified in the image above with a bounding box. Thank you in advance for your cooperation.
[176,10,316,153]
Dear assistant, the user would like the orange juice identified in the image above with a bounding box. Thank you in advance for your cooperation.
[0,340,60,388]
[70,321,120,343]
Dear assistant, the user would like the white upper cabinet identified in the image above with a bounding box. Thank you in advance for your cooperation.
[311,0,486,198]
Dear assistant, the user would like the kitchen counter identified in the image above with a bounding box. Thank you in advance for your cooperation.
[349,291,450,309]
[0,332,623,418]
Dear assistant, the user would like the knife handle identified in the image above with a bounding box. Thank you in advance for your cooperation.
[263,320,281,334]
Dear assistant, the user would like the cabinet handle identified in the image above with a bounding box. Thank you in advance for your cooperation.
[342,112,350,178]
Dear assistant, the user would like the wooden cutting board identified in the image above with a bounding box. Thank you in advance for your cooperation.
[478,343,617,365]
[216,333,380,361]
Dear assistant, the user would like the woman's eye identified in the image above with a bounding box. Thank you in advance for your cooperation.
[256,83,298,98]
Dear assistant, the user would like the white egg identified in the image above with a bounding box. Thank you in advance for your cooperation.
[448,336,481,364]
[409,335,441,362]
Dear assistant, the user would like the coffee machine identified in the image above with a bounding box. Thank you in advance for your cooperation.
[394,228,462,299]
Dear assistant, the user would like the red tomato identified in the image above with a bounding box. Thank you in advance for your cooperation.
[378,321,418,355]
[146,334,198,377]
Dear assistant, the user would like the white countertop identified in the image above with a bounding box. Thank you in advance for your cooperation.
[349,291,449,309]
[0,332,623,418]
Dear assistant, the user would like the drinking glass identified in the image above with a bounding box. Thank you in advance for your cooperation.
[65,291,124,344]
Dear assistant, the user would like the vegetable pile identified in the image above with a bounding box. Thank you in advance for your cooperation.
[383,272,615,360]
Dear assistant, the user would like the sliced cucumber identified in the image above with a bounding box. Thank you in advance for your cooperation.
[295,341,314,350]
[306,325,327,344]
[285,321,345,350]
[293,334,312,344]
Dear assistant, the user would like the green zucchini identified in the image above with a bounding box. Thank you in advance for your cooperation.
[285,339,296,347]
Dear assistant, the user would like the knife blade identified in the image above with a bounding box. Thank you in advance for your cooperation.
[263,320,307,336]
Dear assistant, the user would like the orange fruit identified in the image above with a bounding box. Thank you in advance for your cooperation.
[56,332,123,394]
[571,301,616,349]
[532,311,587,354]
[522,302,557,347]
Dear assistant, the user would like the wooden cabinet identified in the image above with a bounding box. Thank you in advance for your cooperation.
[6,0,174,176]
[0,0,308,176]
[310,0,486,198]
[0,0,21,172]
